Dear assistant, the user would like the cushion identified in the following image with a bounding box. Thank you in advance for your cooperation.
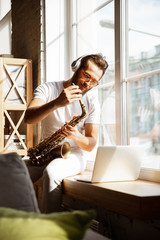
[0,152,40,213]
[0,207,96,240]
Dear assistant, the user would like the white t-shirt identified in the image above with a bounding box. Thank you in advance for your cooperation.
[33,81,100,160]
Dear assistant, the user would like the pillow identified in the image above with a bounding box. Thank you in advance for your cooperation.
[0,207,96,240]
[0,152,40,213]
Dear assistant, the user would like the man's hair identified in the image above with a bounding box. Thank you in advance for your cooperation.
[80,54,109,77]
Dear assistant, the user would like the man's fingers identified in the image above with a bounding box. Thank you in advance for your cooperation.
[63,87,82,102]
[68,85,82,94]
[60,125,75,136]
[57,85,82,107]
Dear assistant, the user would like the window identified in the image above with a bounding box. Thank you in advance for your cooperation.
[45,0,160,172]
[127,0,160,169]
[73,0,160,170]
[73,0,115,146]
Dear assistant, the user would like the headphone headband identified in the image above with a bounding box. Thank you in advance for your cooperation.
[71,53,107,72]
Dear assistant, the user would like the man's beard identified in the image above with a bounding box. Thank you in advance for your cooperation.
[72,71,93,95]
[72,71,79,85]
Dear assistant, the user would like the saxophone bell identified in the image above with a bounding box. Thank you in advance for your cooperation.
[49,142,71,159]
[29,142,71,166]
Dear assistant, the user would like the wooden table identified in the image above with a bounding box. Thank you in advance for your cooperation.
[63,172,160,220]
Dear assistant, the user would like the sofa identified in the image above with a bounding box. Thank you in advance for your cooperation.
[0,152,109,240]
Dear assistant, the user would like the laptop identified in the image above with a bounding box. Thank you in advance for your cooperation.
[75,146,143,183]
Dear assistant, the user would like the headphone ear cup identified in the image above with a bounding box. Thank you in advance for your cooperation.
[71,55,86,72]
[71,57,82,72]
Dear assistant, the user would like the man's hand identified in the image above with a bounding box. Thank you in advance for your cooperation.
[60,123,99,152]
[55,85,82,107]
[60,124,79,140]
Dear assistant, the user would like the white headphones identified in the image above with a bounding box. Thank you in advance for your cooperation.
[71,53,106,72]
[71,55,86,72]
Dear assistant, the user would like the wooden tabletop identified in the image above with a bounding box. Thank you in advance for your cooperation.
[63,172,160,220]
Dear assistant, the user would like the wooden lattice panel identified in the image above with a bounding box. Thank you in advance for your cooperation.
[0,57,33,156]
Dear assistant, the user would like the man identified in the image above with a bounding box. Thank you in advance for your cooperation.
[25,54,108,213]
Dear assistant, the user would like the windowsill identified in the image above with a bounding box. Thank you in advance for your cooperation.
[139,167,160,183]
[63,171,160,220]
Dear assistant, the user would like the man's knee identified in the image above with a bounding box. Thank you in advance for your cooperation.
[43,159,62,183]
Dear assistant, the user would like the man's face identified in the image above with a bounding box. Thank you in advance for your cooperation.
[73,60,103,94]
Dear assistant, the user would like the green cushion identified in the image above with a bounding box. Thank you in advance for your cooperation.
[0,207,96,240]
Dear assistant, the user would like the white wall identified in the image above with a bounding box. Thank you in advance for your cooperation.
[0,0,11,55]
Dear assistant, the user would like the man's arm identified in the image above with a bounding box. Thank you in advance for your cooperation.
[24,98,56,124]
[61,123,99,152]
[24,85,82,124]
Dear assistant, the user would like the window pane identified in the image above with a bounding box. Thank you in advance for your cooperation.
[77,0,97,22]
[76,0,115,146]
[45,0,64,82]
[128,0,160,76]
[128,0,160,169]
[76,0,113,22]
[129,73,160,169]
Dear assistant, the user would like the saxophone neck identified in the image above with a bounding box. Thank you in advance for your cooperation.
[72,82,87,117]
[79,99,87,118]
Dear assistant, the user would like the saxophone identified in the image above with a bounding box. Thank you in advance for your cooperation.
[28,99,87,166]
